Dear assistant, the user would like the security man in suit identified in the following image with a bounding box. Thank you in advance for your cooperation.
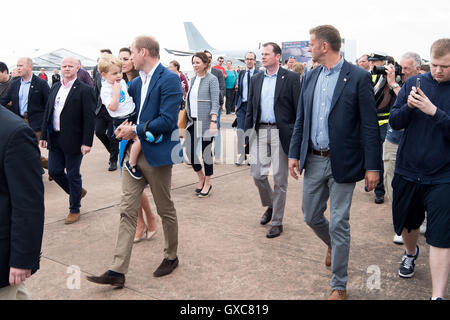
[245,42,301,239]
[40,57,96,225]
[0,57,50,170]
[235,51,259,165]
[0,106,45,300]
[289,25,381,300]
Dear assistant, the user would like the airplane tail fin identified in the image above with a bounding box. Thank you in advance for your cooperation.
[184,22,215,51]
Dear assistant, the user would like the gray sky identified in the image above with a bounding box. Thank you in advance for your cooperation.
[2,0,449,67]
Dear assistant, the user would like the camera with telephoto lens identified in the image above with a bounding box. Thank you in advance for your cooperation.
[372,62,402,76]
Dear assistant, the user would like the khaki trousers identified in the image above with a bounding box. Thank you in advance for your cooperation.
[0,283,31,300]
[110,150,178,274]
[383,140,398,202]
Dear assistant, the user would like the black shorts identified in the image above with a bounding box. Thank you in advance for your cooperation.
[392,174,450,248]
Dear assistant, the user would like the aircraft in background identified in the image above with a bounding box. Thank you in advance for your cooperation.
[164,22,262,66]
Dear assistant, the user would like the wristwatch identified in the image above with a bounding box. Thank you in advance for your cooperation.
[132,125,137,134]
[390,83,400,90]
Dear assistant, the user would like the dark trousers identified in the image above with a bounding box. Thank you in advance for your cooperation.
[225,88,236,114]
[95,105,119,164]
[375,123,388,197]
[236,102,249,157]
[48,132,83,213]
[186,122,214,176]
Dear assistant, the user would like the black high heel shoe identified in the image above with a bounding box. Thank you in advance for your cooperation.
[195,178,205,194]
[198,185,212,198]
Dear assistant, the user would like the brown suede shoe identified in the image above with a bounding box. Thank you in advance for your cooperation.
[325,247,332,267]
[328,290,347,300]
[65,213,80,224]
[81,188,87,198]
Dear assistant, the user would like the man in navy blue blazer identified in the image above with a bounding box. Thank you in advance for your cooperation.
[87,36,183,288]
[0,57,50,169]
[234,51,259,165]
[288,25,381,300]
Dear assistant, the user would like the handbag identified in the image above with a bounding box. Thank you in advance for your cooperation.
[178,105,188,138]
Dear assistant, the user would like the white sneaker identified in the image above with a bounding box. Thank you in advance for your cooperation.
[393,234,404,245]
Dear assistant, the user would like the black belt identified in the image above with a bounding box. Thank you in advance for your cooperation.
[310,147,330,157]
[259,122,276,126]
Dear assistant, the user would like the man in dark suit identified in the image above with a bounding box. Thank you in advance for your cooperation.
[0,57,50,169]
[40,57,96,225]
[0,106,44,299]
[245,42,301,239]
[288,25,381,300]
[235,51,259,165]
[87,36,183,289]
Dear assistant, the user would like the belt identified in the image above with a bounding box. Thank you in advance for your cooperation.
[310,147,330,157]
[259,122,276,126]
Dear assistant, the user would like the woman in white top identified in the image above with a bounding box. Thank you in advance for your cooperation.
[185,52,220,198]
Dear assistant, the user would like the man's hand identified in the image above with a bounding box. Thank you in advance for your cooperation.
[407,87,437,116]
[9,268,31,286]
[115,120,136,141]
[289,159,301,180]
[385,64,396,88]
[81,145,91,155]
[39,140,47,148]
[365,171,380,192]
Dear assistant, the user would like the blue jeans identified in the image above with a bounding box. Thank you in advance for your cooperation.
[48,132,83,213]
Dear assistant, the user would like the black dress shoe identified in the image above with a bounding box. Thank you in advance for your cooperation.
[375,194,384,204]
[266,225,283,238]
[260,207,273,225]
[153,257,179,277]
[108,162,118,171]
[86,270,125,288]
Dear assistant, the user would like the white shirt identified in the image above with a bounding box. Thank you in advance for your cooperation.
[53,78,76,132]
[137,62,160,124]
[189,76,203,118]
[100,79,135,118]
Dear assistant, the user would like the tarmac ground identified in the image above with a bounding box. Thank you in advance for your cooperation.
[26,114,449,300]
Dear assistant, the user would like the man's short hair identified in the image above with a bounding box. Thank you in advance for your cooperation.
[134,36,160,58]
[430,38,450,58]
[401,52,422,68]
[263,42,282,56]
[0,62,9,74]
[100,49,112,55]
[420,64,430,73]
[97,54,122,74]
[309,25,342,52]
[246,51,256,60]
[218,56,224,60]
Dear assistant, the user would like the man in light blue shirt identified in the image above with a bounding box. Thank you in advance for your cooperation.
[18,75,32,116]
[310,57,344,150]
[245,42,301,239]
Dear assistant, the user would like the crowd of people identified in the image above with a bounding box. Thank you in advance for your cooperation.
[0,25,448,301]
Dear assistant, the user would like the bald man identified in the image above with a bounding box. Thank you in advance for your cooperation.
[40,57,96,224]
[0,57,50,169]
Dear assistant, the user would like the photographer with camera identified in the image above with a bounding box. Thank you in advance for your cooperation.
[383,52,423,245]
[367,52,399,204]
